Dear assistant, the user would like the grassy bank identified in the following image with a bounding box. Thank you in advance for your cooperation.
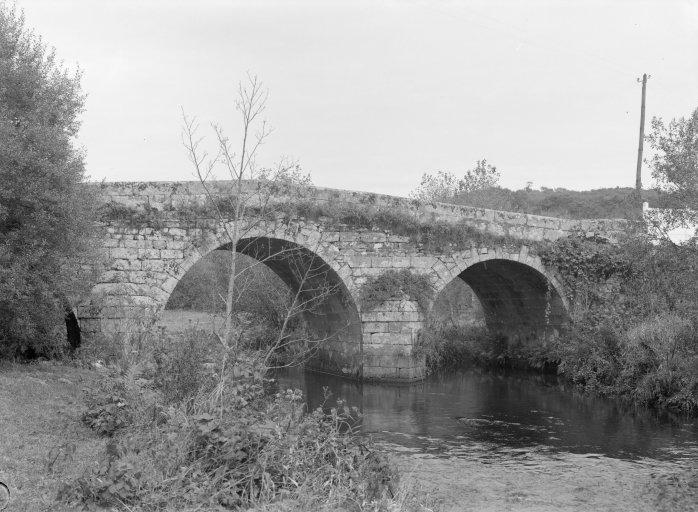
[0,362,104,510]
[0,327,437,512]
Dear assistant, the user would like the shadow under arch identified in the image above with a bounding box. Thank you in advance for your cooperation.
[447,258,568,344]
[209,236,364,377]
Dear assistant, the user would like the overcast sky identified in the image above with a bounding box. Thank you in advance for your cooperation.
[16,0,698,196]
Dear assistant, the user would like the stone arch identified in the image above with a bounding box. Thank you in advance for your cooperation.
[160,226,364,377]
[432,252,568,345]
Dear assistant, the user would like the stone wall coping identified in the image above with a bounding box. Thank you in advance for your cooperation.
[92,181,627,233]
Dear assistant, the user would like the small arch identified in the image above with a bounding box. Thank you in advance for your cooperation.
[65,307,81,351]
[435,258,568,345]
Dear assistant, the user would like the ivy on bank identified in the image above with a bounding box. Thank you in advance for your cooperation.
[539,236,632,301]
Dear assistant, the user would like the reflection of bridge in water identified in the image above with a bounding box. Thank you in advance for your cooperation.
[83,181,624,381]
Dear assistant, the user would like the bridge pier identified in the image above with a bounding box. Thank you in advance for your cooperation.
[360,296,427,381]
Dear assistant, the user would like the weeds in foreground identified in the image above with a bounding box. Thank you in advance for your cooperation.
[53,327,434,511]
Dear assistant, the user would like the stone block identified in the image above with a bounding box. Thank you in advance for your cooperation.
[166,240,188,250]
[141,260,165,271]
[410,257,437,268]
[346,256,373,268]
[361,311,421,322]
[494,210,526,225]
[370,332,412,346]
[388,321,420,334]
[161,249,184,259]
[167,227,187,237]
[137,248,160,259]
[339,232,360,242]
[110,248,137,260]
[100,271,128,283]
[123,239,151,249]
[110,259,142,271]
[543,229,564,241]
[361,322,391,333]
[359,232,387,243]
[526,215,561,229]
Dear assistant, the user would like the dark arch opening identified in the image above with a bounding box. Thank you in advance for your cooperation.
[439,259,567,345]
[166,237,363,377]
[65,308,81,351]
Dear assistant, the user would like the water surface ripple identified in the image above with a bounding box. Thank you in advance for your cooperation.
[275,367,698,511]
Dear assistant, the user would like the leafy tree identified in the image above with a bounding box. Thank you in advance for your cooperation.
[0,4,101,355]
[410,159,500,202]
[410,160,513,210]
[645,106,698,245]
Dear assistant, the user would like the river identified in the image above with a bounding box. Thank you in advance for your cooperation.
[274,367,698,511]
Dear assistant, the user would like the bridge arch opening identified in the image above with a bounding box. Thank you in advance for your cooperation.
[434,259,567,345]
[165,237,363,375]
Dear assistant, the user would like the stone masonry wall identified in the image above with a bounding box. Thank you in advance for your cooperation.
[83,181,627,382]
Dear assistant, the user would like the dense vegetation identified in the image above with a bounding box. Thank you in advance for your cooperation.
[52,326,433,511]
[0,4,101,357]
[417,109,698,413]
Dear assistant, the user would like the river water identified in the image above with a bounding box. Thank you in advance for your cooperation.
[274,367,698,511]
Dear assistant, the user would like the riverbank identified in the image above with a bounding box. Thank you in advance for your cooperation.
[0,328,440,511]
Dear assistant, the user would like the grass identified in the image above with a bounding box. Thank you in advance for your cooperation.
[0,361,104,511]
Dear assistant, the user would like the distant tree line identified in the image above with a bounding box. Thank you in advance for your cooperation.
[410,160,661,219]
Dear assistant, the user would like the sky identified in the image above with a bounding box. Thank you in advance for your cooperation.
[14,0,698,197]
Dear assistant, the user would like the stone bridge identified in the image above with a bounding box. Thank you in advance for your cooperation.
[81,181,625,381]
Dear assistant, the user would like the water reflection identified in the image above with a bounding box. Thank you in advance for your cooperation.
[273,367,698,462]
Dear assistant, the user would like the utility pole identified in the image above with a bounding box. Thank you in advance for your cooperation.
[636,73,650,197]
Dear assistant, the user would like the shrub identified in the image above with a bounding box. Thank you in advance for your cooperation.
[64,328,411,511]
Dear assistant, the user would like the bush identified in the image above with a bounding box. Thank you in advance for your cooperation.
[62,327,415,511]
[0,4,102,357]
[547,315,698,412]
[419,322,505,372]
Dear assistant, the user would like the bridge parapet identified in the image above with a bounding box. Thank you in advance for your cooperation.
[97,181,627,243]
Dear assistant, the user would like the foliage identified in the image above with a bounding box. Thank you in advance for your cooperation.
[359,269,434,314]
[291,197,530,255]
[647,107,698,209]
[549,316,698,412]
[166,251,297,340]
[0,4,102,356]
[410,160,500,202]
[57,327,412,511]
[428,276,484,329]
[418,322,558,373]
[645,106,698,245]
[536,233,698,412]
[539,235,631,304]
[412,165,652,219]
